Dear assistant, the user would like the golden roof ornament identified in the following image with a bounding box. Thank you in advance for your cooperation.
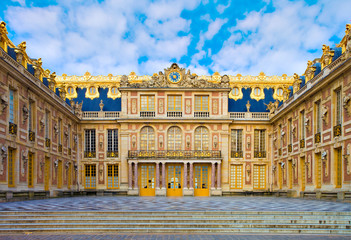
[0,21,8,35]
[304,60,316,82]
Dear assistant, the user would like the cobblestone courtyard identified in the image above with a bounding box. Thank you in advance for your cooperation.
[0,196,350,212]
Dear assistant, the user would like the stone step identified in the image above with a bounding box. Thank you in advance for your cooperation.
[0,227,350,234]
[0,218,350,224]
[0,222,350,230]
[1,211,350,216]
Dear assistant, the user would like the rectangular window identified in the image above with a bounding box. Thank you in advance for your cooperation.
[45,111,49,139]
[253,165,266,189]
[167,95,182,111]
[336,89,342,125]
[28,101,33,131]
[68,125,71,149]
[58,119,62,145]
[9,89,14,123]
[316,101,321,133]
[107,129,118,157]
[254,129,266,157]
[230,165,243,189]
[85,164,96,189]
[28,152,34,188]
[231,129,243,158]
[107,164,119,189]
[288,118,293,144]
[300,110,305,139]
[279,124,283,149]
[195,96,209,112]
[140,95,155,111]
[8,148,15,187]
[85,129,96,156]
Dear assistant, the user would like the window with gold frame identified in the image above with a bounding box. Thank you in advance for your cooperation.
[167,95,182,111]
[195,96,209,112]
[254,129,266,157]
[300,110,305,139]
[253,164,266,189]
[231,129,243,158]
[85,164,96,189]
[107,164,119,189]
[140,126,155,151]
[167,126,182,150]
[335,89,342,125]
[230,164,243,189]
[194,127,209,150]
[140,95,155,111]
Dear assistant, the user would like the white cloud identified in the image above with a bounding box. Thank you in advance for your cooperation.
[211,0,351,75]
[216,0,231,14]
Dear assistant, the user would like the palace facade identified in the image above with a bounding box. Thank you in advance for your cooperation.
[0,21,350,200]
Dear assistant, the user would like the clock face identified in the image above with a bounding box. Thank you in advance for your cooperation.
[168,71,181,83]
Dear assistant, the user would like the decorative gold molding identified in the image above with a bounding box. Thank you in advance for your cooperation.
[321,45,334,69]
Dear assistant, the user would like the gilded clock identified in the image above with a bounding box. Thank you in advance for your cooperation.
[167,71,181,83]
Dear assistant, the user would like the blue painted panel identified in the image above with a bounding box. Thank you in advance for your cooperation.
[74,88,121,111]
[332,47,342,61]
[43,77,49,88]
[7,47,16,60]
[27,64,35,75]
[228,88,281,112]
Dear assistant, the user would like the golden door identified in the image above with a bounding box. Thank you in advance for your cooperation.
[139,164,155,196]
[167,164,182,197]
[44,157,50,191]
[300,157,305,192]
[194,164,210,197]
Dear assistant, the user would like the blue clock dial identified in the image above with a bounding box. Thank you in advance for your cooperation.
[168,72,181,83]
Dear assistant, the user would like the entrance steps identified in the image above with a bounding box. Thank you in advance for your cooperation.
[0,211,350,234]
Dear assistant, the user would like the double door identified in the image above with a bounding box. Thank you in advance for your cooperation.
[139,164,155,196]
[194,164,210,197]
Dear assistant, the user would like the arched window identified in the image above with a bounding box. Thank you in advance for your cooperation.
[140,127,155,151]
[254,87,261,96]
[111,87,118,94]
[276,88,283,96]
[194,127,209,150]
[232,87,239,96]
[167,126,182,150]
[67,86,74,94]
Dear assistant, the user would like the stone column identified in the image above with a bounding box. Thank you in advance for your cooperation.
[183,162,188,189]
[134,162,138,189]
[211,162,216,188]
[189,162,193,189]
[162,162,166,189]
[217,162,221,189]
[156,162,160,189]
[128,162,133,189]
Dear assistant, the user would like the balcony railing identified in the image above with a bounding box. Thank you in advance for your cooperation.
[315,132,321,144]
[254,151,266,158]
[333,124,342,137]
[231,151,243,158]
[167,112,182,117]
[300,139,305,148]
[107,151,119,158]
[28,130,35,142]
[194,112,209,118]
[45,138,51,148]
[128,150,221,159]
[9,122,17,135]
[230,112,269,120]
[82,111,120,120]
[140,111,155,118]
[288,144,292,153]
[84,151,96,158]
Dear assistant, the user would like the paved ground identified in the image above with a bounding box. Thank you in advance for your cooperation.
[0,196,350,212]
[0,234,350,240]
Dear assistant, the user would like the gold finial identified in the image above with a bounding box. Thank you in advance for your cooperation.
[17,41,26,50]
[84,71,91,76]
[0,21,8,35]
[62,73,67,79]
[129,71,136,75]
[307,60,313,67]
[293,73,299,81]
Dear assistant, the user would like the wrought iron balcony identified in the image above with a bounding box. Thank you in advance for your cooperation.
[128,150,221,159]
[58,144,62,153]
[45,138,51,148]
[9,122,17,135]
[333,124,341,137]
[231,151,243,158]
[28,130,35,142]
[140,111,155,117]
[315,132,321,144]
[167,111,182,117]
[300,139,305,148]
[84,151,96,158]
[254,151,266,158]
[107,151,119,158]
[194,112,209,118]
[288,144,292,153]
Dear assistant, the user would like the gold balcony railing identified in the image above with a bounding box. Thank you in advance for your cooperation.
[231,151,243,158]
[315,132,321,144]
[254,151,266,158]
[300,139,305,148]
[28,130,35,142]
[84,151,96,158]
[107,151,119,158]
[333,124,341,137]
[45,138,51,148]
[9,122,17,135]
[288,144,292,153]
[128,150,221,159]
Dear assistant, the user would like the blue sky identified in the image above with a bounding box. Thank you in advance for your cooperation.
[1,0,350,76]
